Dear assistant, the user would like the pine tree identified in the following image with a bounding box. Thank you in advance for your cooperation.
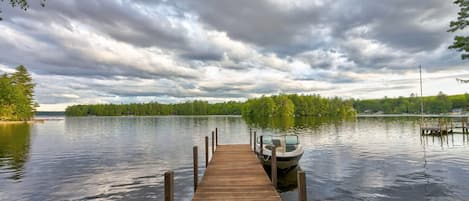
[0,73,14,120]
[448,0,469,59]
[6,66,36,121]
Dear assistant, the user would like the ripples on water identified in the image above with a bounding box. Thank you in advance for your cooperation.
[1,116,469,200]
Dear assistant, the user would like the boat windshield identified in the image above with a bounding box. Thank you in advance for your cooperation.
[285,135,299,145]
[262,135,272,144]
[259,135,299,146]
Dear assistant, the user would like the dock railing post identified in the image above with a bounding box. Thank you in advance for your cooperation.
[205,136,209,167]
[212,131,215,155]
[164,171,174,201]
[297,170,307,201]
[260,135,264,157]
[215,128,218,146]
[193,146,198,192]
[271,146,277,188]
[253,131,257,153]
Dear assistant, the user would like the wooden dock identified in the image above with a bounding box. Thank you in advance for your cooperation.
[192,144,281,201]
[420,117,469,136]
[421,127,453,135]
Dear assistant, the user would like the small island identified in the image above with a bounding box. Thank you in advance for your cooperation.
[0,65,37,123]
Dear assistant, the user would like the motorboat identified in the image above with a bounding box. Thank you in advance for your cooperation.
[255,135,304,169]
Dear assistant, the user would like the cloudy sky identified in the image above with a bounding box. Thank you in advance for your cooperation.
[0,0,468,111]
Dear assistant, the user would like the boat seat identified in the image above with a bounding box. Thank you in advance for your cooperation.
[272,139,281,147]
[285,145,296,152]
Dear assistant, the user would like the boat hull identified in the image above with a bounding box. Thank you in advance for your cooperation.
[258,153,303,169]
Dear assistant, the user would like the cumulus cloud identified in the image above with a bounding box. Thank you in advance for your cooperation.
[0,0,467,111]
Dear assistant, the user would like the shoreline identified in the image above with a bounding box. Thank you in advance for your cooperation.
[357,114,469,118]
[0,119,46,125]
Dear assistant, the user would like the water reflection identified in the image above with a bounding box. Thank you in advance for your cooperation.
[245,116,295,130]
[421,132,469,148]
[0,123,31,180]
[263,165,300,193]
[2,117,469,200]
[244,115,354,131]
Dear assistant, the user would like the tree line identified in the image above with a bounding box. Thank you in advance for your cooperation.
[65,101,243,116]
[0,66,37,121]
[241,94,356,118]
[353,92,468,114]
[65,91,469,117]
[65,94,357,118]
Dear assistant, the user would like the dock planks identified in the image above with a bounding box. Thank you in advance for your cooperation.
[192,144,281,201]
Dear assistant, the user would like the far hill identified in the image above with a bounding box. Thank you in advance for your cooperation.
[353,92,468,114]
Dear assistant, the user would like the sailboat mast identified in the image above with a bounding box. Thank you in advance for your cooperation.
[419,65,424,123]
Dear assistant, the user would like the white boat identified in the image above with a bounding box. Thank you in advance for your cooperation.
[255,135,304,169]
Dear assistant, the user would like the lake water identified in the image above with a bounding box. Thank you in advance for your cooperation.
[1,116,469,201]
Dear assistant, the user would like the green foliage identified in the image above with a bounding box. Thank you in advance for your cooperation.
[242,94,356,118]
[353,92,468,114]
[65,101,243,116]
[448,0,469,59]
[65,94,356,120]
[0,66,37,121]
[0,0,46,20]
[0,124,31,180]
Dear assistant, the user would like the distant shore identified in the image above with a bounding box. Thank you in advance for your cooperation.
[357,114,469,118]
[0,119,47,125]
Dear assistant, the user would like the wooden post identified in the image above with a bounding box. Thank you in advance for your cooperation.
[253,131,257,153]
[205,136,209,167]
[215,128,218,146]
[462,130,466,142]
[449,119,452,133]
[463,119,466,134]
[462,130,466,143]
[260,135,264,157]
[212,131,215,155]
[464,117,469,134]
[461,118,463,134]
[445,120,448,135]
[452,131,454,144]
[297,170,307,201]
[249,128,252,147]
[271,146,277,188]
[438,121,443,138]
[193,146,198,192]
[164,171,174,201]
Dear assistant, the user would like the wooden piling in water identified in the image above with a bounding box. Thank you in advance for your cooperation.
[164,171,174,201]
[461,117,467,135]
[212,131,215,155]
[253,131,257,153]
[271,146,277,188]
[249,128,252,147]
[438,120,443,138]
[205,136,209,167]
[461,118,464,134]
[215,128,218,146]
[466,117,468,134]
[193,146,198,192]
[445,120,448,135]
[297,170,307,201]
[260,135,264,157]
